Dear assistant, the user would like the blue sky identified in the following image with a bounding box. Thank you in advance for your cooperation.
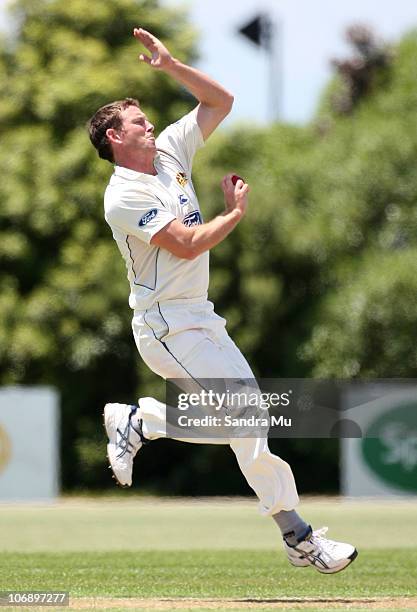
[1,0,416,125]
[161,0,417,125]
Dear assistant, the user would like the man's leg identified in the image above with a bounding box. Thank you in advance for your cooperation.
[132,302,301,513]
[106,301,357,572]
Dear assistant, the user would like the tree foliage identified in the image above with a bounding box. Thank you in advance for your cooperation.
[301,30,417,377]
[330,24,393,114]
[195,28,417,383]
[0,0,200,489]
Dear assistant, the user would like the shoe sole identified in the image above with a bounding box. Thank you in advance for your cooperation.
[103,405,130,488]
[288,548,358,574]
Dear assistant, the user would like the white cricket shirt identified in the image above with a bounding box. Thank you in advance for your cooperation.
[104,108,209,311]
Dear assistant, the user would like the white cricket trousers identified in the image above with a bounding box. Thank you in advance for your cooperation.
[132,299,299,516]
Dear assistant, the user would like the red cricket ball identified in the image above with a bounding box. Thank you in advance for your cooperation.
[231,174,244,185]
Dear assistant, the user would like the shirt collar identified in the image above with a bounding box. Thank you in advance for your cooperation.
[114,154,161,182]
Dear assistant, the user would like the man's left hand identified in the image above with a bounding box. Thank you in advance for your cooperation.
[133,28,174,70]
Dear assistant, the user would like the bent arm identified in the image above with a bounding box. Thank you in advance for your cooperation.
[150,210,242,260]
[163,61,234,140]
[134,28,233,140]
[151,174,249,258]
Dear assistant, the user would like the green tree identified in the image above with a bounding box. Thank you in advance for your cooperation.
[191,28,417,491]
[301,31,417,377]
[194,28,417,382]
[0,0,199,488]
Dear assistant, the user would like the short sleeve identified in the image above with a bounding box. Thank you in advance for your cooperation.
[105,189,176,244]
[156,107,204,174]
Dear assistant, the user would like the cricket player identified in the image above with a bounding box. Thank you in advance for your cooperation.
[88,27,357,574]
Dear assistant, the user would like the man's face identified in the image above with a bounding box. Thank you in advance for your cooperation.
[115,105,156,154]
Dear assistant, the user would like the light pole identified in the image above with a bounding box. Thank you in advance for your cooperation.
[238,12,283,122]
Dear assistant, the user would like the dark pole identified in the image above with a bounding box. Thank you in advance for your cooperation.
[238,12,282,122]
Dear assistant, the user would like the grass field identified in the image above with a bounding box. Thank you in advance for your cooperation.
[0,496,416,611]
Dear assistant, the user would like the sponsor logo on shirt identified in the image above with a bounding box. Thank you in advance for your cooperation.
[139,209,158,227]
[176,172,188,187]
[183,210,202,227]
[178,194,189,206]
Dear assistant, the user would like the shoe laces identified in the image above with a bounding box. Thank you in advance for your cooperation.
[309,527,339,556]
[116,409,141,459]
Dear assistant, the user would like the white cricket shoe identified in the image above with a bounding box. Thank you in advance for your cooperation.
[103,403,147,487]
[284,526,358,574]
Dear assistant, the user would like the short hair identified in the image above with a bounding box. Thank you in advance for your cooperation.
[87,98,140,163]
